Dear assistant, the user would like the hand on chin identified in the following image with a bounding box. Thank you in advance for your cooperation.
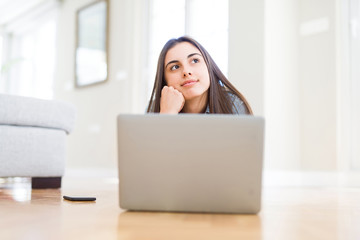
[160,86,185,114]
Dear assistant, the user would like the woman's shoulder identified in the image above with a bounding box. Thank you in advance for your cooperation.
[226,91,249,114]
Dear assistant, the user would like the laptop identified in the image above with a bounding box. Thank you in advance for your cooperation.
[117,114,264,214]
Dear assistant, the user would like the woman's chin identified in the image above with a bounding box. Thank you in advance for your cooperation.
[183,93,199,101]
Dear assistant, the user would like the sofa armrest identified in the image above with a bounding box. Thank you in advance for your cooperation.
[0,94,76,134]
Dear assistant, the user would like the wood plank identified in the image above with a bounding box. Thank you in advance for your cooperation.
[1,175,360,239]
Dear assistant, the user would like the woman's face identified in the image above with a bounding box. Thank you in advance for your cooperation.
[164,42,210,101]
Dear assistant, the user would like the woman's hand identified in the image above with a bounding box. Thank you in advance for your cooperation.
[160,86,185,114]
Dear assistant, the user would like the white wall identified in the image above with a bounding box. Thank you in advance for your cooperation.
[348,0,360,170]
[55,0,148,169]
[55,0,342,172]
[229,0,302,171]
[298,0,337,170]
[264,0,300,170]
[228,0,265,116]
[229,0,339,171]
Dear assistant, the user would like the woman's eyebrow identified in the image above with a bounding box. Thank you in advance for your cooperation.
[188,53,202,58]
[165,53,202,68]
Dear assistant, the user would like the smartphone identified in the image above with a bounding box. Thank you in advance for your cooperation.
[63,195,96,201]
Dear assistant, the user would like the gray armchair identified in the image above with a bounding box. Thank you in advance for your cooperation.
[0,94,76,188]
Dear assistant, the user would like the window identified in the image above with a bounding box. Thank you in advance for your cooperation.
[9,21,56,99]
[0,1,58,100]
[147,0,229,100]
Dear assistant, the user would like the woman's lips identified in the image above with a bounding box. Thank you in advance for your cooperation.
[181,80,198,87]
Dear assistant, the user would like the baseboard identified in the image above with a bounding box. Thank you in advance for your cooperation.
[64,168,360,187]
[263,170,360,187]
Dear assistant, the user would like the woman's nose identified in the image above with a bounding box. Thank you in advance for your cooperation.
[183,71,192,77]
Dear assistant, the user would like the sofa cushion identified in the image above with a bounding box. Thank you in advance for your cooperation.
[0,125,66,177]
[0,94,76,134]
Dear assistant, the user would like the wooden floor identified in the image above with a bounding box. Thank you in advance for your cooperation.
[1,174,360,240]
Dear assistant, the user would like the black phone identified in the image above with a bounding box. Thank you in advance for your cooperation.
[63,195,96,201]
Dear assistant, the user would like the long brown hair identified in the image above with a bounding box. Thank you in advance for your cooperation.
[147,36,253,114]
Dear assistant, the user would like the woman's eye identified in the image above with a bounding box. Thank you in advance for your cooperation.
[170,65,179,71]
[191,58,199,63]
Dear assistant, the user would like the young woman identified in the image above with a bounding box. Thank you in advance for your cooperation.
[147,36,253,115]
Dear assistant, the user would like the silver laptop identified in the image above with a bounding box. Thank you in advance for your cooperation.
[117,114,264,214]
